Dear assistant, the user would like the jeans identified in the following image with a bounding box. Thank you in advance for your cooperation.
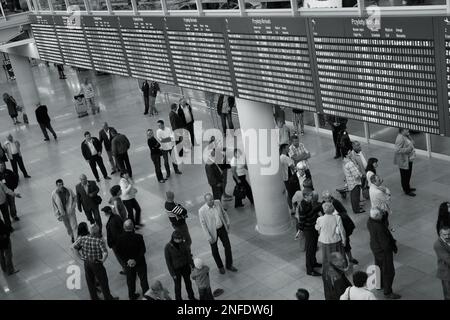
[61,213,78,239]
[399,161,413,193]
[143,94,149,114]
[199,286,214,300]
[123,198,141,225]
[211,184,223,201]
[39,122,57,140]
[84,260,114,300]
[210,226,233,269]
[10,154,28,177]
[220,113,234,134]
[0,202,12,228]
[149,96,157,115]
[115,152,132,177]
[125,260,149,299]
[373,250,395,295]
[0,240,13,274]
[304,229,319,273]
[350,185,361,213]
[173,264,195,300]
[6,194,17,219]
[162,149,179,176]
[84,207,102,233]
[151,153,164,181]
[88,154,108,180]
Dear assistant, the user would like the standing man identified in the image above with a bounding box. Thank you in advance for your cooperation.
[205,150,225,202]
[81,131,111,183]
[80,78,98,114]
[164,191,192,249]
[76,174,103,234]
[0,181,20,231]
[3,134,31,179]
[102,206,126,275]
[72,224,119,300]
[394,128,416,197]
[178,97,195,146]
[156,120,181,179]
[147,129,164,183]
[343,149,364,214]
[169,103,184,158]
[99,122,117,175]
[141,80,150,115]
[292,109,305,135]
[217,95,234,135]
[35,102,57,141]
[110,128,133,177]
[326,115,347,159]
[367,208,401,299]
[198,193,238,274]
[56,64,66,79]
[0,162,19,222]
[51,179,78,243]
[116,219,149,300]
[369,175,392,219]
[434,224,450,300]
[149,80,160,116]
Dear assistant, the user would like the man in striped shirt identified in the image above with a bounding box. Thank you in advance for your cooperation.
[164,191,191,249]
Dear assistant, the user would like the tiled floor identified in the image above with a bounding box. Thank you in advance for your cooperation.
[0,63,447,300]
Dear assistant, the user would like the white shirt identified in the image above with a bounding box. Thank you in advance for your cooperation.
[315,213,346,245]
[5,141,18,155]
[366,171,375,187]
[87,140,97,156]
[105,129,111,141]
[156,127,175,151]
[340,286,377,300]
[230,156,246,177]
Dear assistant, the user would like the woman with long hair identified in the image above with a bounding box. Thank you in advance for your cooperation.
[365,158,379,188]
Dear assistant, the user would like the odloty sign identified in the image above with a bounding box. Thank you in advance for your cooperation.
[304,0,343,8]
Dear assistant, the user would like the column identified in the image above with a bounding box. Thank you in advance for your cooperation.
[9,54,40,124]
[235,98,291,236]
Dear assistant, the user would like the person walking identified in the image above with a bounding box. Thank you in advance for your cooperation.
[116,219,149,300]
[231,149,254,208]
[292,108,305,135]
[156,120,181,179]
[164,190,192,249]
[367,208,401,299]
[322,252,351,300]
[101,206,125,275]
[72,224,119,300]
[111,128,133,177]
[434,224,450,300]
[191,257,214,300]
[81,131,111,183]
[164,231,196,301]
[178,97,195,146]
[198,193,238,274]
[217,95,235,135]
[75,174,103,235]
[0,162,19,222]
[3,93,20,125]
[109,185,128,222]
[99,123,117,175]
[0,218,18,276]
[394,128,416,197]
[147,129,165,183]
[0,181,20,231]
[51,179,78,243]
[35,102,57,141]
[205,150,225,202]
[149,80,160,116]
[3,134,30,179]
[80,78,98,114]
[326,115,347,159]
[343,149,364,214]
[340,271,377,300]
[141,80,150,115]
[119,171,142,227]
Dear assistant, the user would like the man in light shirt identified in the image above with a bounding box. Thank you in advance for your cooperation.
[369,174,392,222]
[156,120,181,179]
[3,134,31,179]
[340,271,376,300]
[198,193,237,275]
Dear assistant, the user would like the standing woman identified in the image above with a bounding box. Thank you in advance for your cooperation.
[3,93,20,125]
[119,171,143,227]
[365,157,378,188]
[394,128,416,197]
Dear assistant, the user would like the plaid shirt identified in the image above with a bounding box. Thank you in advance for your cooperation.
[73,235,107,263]
[343,158,362,190]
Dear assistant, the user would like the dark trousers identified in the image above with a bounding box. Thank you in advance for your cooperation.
[143,94,149,114]
[123,198,141,225]
[174,264,195,300]
[115,152,132,177]
[350,185,361,213]
[84,260,114,300]
[304,229,319,273]
[10,154,28,177]
[0,241,13,274]
[174,223,192,249]
[373,250,395,295]
[162,149,179,176]
[399,162,413,194]
[39,122,57,140]
[84,207,102,232]
[0,202,12,228]
[220,113,234,134]
[235,175,254,206]
[88,154,108,180]
[211,184,223,201]
[185,121,195,145]
[332,129,341,157]
[442,280,450,300]
[112,246,126,271]
[125,260,149,299]
[6,194,17,219]
[199,286,214,300]
[283,181,293,210]
[150,153,164,181]
[210,225,233,269]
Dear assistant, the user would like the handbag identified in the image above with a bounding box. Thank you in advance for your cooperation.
[233,184,246,200]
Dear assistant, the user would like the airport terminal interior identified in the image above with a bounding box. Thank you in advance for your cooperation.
[0,0,450,301]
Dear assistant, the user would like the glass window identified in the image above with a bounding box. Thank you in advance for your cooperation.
[202,0,237,9]
[52,0,67,10]
[38,0,50,10]
[431,135,450,156]
[300,0,358,8]
[363,0,444,7]
[166,0,197,10]
[67,0,85,10]
[2,0,31,14]
[245,0,291,10]
[90,0,108,10]
[110,0,133,10]
[137,0,162,10]
[369,123,426,150]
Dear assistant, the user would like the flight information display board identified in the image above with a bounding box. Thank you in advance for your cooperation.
[311,17,442,135]
[441,17,450,132]
[165,17,234,95]
[226,17,316,111]
[53,15,93,69]
[29,15,64,64]
[119,16,175,84]
[82,16,129,76]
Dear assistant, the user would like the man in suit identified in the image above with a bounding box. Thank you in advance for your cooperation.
[141,80,150,115]
[326,115,347,159]
[205,149,224,201]
[81,131,111,183]
[178,97,195,146]
[116,219,149,300]
[102,206,125,274]
[35,102,57,141]
[0,162,19,222]
[76,174,102,235]
[169,103,184,158]
[99,122,117,175]
[111,129,133,177]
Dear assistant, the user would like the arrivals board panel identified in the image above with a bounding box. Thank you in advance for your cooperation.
[53,15,93,69]
[165,17,234,95]
[82,15,129,76]
[119,16,175,84]
[440,17,450,133]
[226,17,316,111]
[29,15,64,64]
[311,17,442,135]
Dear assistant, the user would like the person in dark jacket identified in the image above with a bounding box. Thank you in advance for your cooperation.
[141,80,150,115]
[0,162,19,221]
[3,93,20,125]
[434,224,450,300]
[437,202,450,237]
[0,218,18,275]
[164,191,191,249]
[110,128,133,177]
[0,146,8,165]
[98,122,117,175]
[164,231,196,300]
[205,150,224,201]
[147,129,164,183]
[35,102,57,141]
[178,97,195,146]
[81,131,111,183]
[75,174,102,235]
[116,219,149,300]
[326,115,347,159]
[322,252,351,300]
[102,206,125,274]
[169,103,184,158]
[367,208,401,299]
[217,94,234,134]
[297,190,322,276]
[56,64,66,79]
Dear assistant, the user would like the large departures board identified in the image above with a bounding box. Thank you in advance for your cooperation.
[29,15,64,64]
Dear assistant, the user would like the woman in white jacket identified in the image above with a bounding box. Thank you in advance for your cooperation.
[316,202,347,271]
[119,171,143,227]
